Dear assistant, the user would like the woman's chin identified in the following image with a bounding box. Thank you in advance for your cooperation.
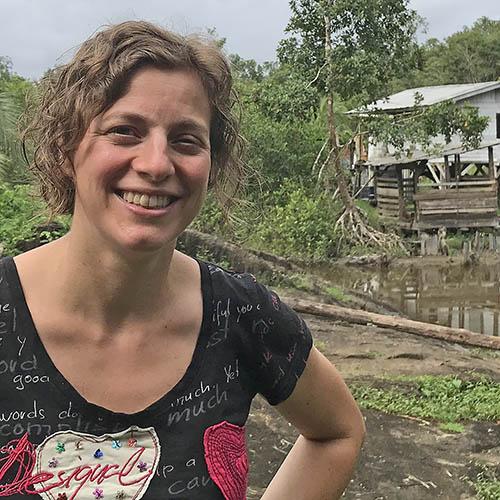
[112,231,177,255]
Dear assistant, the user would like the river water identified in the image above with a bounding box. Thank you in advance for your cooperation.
[321,261,500,336]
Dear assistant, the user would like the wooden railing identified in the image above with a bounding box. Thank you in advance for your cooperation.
[413,180,498,229]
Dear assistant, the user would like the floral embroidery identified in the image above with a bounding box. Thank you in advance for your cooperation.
[48,457,59,468]
[93,448,104,459]
[127,438,137,448]
[137,460,148,472]
[93,487,104,499]
[112,439,122,449]
[55,442,65,453]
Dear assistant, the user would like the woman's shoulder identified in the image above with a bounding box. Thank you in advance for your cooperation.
[199,259,268,306]
[200,259,304,334]
[199,260,313,406]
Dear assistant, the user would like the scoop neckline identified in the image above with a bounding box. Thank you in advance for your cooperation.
[2,255,213,424]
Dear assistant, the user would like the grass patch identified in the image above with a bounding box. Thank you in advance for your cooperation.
[351,375,500,424]
[314,340,328,354]
[355,200,380,230]
[472,465,500,500]
[438,422,465,433]
[470,348,500,360]
[325,286,354,303]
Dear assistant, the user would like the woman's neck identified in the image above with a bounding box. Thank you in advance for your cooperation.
[17,231,189,333]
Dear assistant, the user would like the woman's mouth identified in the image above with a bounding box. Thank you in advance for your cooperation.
[116,190,176,209]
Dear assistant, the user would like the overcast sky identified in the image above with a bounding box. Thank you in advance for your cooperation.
[1,0,498,80]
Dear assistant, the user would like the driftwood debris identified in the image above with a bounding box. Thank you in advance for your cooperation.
[284,297,500,350]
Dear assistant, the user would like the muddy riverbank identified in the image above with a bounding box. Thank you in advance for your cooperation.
[246,302,500,499]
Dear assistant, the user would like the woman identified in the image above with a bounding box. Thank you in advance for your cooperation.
[0,21,365,499]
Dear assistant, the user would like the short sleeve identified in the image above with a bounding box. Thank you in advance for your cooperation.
[234,276,313,406]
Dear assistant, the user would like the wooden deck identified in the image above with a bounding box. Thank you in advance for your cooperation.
[372,143,500,231]
[413,180,498,230]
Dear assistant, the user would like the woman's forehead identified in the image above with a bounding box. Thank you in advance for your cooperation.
[100,67,211,123]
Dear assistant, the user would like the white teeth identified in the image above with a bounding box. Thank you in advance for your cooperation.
[119,191,173,209]
[139,194,149,208]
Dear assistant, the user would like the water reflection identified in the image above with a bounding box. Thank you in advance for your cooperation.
[322,262,500,336]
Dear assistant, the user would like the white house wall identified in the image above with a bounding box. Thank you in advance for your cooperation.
[367,88,500,166]
[458,90,500,164]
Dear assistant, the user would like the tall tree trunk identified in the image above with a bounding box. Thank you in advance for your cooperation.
[324,12,355,210]
[321,5,405,253]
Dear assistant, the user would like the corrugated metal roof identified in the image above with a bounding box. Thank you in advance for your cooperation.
[443,139,500,156]
[366,139,500,166]
[352,81,500,113]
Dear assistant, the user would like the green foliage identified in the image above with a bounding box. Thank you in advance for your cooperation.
[229,54,275,82]
[395,17,500,89]
[362,99,489,155]
[191,194,226,235]
[0,57,34,184]
[443,17,500,83]
[246,182,343,261]
[0,91,25,182]
[0,183,45,254]
[470,348,500,360]
[279,0,420,105]
[351,375,500,423]
[0,183,69,255]
[240,96,325,191]
[473,465,500,500]
[278,2,489,178]
[241,65,321,122]
[325,286,350,302]
[355,200,380,230]
[438,422,464,433]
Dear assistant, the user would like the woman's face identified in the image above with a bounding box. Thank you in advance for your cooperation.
[70,66,212,254]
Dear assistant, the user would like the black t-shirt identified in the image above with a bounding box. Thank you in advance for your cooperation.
[0,257,313,499]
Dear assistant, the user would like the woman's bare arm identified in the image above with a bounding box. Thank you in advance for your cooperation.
[262,346,366,499]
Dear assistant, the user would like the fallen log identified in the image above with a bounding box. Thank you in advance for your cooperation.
[284,297,500,351]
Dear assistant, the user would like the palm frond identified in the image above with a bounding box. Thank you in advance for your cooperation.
[0,91,29,183]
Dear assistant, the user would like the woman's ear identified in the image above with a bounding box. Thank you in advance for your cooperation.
[62,156,75,180]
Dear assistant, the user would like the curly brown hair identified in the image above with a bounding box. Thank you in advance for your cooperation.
[22,20,245,214]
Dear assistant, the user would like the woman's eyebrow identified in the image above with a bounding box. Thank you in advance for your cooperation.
[171,119,210,137]
[100,112,148,126]
[99,114,209,136]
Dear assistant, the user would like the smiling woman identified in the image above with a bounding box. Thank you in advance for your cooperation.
[0,20,365,500]
[68,67,212,252]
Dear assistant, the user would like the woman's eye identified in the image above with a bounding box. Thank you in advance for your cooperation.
[178,136,198,145]
[109,126,137,136]
[174,136,205,152]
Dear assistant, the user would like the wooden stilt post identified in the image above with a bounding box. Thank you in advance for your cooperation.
[488,146,495,180]
[396,166,405,221]
[444,155,450,184]
[455,154,461,188]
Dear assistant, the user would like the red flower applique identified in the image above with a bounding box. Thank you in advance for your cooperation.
[204,421,248,500]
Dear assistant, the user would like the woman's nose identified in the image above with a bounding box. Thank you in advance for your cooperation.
[132,134,174,182]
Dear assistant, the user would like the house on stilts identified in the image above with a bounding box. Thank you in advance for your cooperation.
[350,81,500,234]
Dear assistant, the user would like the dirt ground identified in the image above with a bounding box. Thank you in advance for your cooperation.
[245,312,500,499]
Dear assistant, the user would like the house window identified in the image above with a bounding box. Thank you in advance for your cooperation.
[497,113,500,139]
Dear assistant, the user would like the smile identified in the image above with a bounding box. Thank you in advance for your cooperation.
[116,190,176,209]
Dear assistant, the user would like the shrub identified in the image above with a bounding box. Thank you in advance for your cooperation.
[0,183,68,255]
[247,182,343,261]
